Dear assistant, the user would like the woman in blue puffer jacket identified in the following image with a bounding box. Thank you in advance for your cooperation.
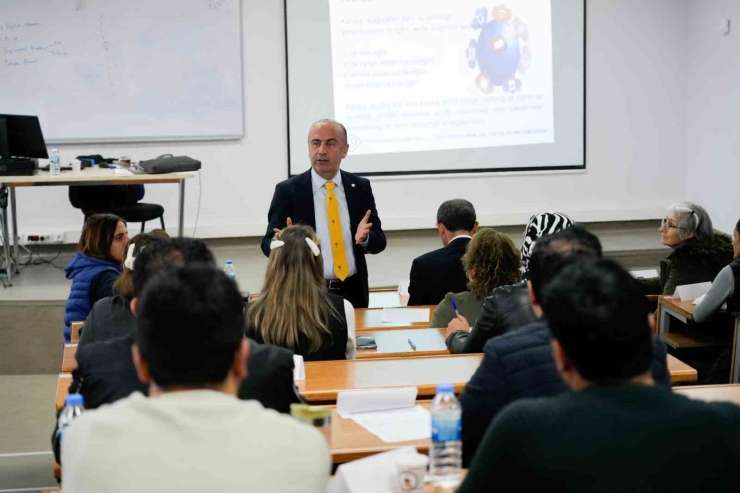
[63,214,129,342]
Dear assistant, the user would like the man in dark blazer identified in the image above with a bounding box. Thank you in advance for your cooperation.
[407,199,478,306]
[261,120,386,308]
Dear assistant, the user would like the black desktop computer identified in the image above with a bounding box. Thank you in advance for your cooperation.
[0,114,48,176]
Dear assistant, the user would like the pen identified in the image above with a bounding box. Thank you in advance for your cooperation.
[451,299,461,319]
[407,338,417,351]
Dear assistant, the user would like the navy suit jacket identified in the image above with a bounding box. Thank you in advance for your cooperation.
[261,169,386,295]
[408,237,471,306]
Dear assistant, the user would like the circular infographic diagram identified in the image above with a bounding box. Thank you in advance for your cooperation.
[466,4,531,94]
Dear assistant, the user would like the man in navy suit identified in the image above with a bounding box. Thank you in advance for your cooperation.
[261,120,386,308]
[407,199,478,306]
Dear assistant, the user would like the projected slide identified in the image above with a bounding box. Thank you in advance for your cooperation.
[328,1,554,156]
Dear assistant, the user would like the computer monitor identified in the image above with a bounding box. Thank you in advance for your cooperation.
[0,114,48,160]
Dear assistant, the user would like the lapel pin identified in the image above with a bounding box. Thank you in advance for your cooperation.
[351,183,356,187]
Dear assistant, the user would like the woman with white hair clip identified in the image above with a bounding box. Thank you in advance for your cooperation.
[641,202,733,295]
[246,225,356,361]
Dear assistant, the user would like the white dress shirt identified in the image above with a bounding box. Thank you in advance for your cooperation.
[311,168,358,279]
[448,234,473,245]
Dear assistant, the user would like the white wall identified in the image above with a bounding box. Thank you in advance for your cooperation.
[9,0,688,243]
[686,0,740,235]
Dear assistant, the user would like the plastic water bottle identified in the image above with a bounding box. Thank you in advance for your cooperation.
[224,260,237,282]
[56,393,85,443]
[50,146,61,176]
[429,383,462,487]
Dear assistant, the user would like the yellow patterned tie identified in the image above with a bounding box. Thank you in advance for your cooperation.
[325,181,348,280]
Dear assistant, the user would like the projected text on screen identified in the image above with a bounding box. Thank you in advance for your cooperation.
[329,0,554,156]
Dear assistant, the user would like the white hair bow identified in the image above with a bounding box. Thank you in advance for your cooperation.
[270,240,285,250]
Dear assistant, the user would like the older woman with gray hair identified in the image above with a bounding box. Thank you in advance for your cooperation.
[642,202,733,295]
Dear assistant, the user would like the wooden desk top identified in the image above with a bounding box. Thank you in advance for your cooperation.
[675,384,740,405]
[69,321,84,344]
[0,167,196,186]
[356,306,435,332]
[62,344,77,373]
[357,329,448,359]
[667,354,698,383]
[659,295,695,320]
[297,354,483,403]
[56,373,72,411]
[330,406,430,464]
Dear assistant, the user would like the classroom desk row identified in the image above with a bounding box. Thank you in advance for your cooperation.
[56,350,699,411]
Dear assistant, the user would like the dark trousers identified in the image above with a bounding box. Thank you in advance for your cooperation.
[326,274,368,309]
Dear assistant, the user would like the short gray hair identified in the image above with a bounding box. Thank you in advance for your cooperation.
[667,202,713,242]
[310,119,348,144]
[437,199,477,232]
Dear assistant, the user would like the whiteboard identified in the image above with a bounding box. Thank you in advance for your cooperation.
[0,0,244,143]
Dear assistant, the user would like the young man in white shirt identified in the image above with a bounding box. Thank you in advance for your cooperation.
[62,261,330,492]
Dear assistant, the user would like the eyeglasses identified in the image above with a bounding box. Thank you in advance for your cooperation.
[661,218,680,229]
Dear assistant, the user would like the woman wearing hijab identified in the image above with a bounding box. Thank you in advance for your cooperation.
[445,212,575,354]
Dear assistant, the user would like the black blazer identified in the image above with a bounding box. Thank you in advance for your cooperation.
[408,237,471,306]
[261,169,386,295]
[72,335,298,412]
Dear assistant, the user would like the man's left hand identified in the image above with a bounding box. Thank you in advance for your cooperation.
[355,210,373,244]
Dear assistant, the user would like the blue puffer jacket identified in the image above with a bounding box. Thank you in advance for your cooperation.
[458,320,670,467]
[64,253,121,342]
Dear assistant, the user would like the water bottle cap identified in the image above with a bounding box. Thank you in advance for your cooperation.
[225,260,233,265]
[52,145,58,150]
[436,383,454,394]
[65,393,84,406]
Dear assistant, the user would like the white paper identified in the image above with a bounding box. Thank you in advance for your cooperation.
[381,308,429,324]
[629,269,658,279]
[332,446,419,493]
[293,354,305,381]
[351,406,431,443]
[113,168,134,176]
[673,282,712,301]
[337,387,418,418]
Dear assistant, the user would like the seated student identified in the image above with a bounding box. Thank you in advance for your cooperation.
[458,225,670,466]
[408,199,478,306]
[431,228,520,328]
[445,211,574,353]
[246,225,355,361]
[692,216,740,382]
[641,202,733,295]
[78,230,168,346]
[57,239,297,445]
[457,259,740,493]
[63,214,129,342]
[62,265,330,493]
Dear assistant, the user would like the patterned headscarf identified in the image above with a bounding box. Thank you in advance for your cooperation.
[520,212,575,274]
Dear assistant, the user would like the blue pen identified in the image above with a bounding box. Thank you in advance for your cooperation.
[451,299,461,319]
[407,338,417,351]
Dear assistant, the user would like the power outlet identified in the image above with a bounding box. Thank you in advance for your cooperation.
[23,232,63,244]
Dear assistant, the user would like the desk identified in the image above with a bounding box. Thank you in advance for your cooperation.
[675,383,740,405]
[297,354,482,404]
[357,329,448,359]
[56,373,73,411]
[356,306,436,332]
[666,354,698,383]
[298,352,697,404]
[62,344,77,373]
[330,406,430,464]
[0,167,196,284]
[658,296,739,383]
